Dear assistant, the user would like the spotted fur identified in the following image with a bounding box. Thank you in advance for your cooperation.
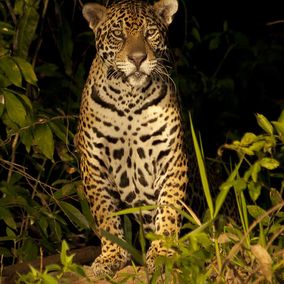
[76,0,188,277]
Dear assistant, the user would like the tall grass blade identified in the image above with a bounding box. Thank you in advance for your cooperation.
[214,159,242,218]
[189,112,214,219]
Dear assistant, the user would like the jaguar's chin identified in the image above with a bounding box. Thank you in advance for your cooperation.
[127,72,149,87]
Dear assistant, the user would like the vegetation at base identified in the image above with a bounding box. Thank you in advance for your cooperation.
[0,0,283,283]
[17,240,85,283]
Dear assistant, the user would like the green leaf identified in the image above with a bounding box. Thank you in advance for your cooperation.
[248,181,261,202]
[248,141,265,153]
[57,144,74,162]
[192,27,201,42]
[0,71,11,87]
[45,264,61,273]
[269,188,282,206]
[240,132,257,146]
[209,37,220,50]
[14,0,24,16]
[49,220,62,242]
[17,93,33,110]
[20,238,38,261]
[272,121,284,143]
[0,195,29,208]
[251,162,261,183]
[259,158,279,170]
[59,201,89,230]
[15,2,39,58]
[256,113,273,135]
[215,160,242,218]
[48,121,67,142]
[77,185,96,232]
[41,274,58,284]
[223,141,255,156]
[247,205,270,226]
[34,124,54,160]
[53,182,77,199]
[234,178,246,192]
[215,184,232,218]
[3,90,26,127]
[112,205,157,216]
[0,56,22,87]
[13,57,37,85]
[29,265,39,278]
[38,215,48,238]
[20,128,33,153]
[6,227,16,238]
[123,215,132,245]
[186,41,194,50]
[278,110,284,123]
[60,240,73,266]
[0,208,17,229]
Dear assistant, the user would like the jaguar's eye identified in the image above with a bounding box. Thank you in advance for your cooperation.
[146,28,156,37]
[112,29,124,38]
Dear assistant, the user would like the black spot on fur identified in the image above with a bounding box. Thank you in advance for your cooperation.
[113,148,124,160]
[125,191,136,203]
[137,147,145,159]
[119,171,129,188]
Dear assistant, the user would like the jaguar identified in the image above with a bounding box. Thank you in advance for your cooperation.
[76,0,188,277]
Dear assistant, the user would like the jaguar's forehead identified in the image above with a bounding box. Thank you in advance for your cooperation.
[105,0,157,31]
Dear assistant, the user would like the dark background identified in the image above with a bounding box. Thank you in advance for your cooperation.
[170,1,283,155]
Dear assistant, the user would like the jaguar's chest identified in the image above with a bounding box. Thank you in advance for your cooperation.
[78,75,181,206]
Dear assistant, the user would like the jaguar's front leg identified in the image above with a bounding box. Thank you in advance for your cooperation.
[82,160,130,277]
[146,164,187,273]
[85,185,130,277]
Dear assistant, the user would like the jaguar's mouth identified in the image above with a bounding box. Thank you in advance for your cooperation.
[133,71,143,78]
[128,71,149,87]
[129,70,146,78]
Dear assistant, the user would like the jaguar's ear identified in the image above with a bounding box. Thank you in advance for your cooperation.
[153,0,178,26]
[82,3,107,31]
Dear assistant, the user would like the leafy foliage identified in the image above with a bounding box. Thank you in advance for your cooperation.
[17,240,86,283]
[0,0,92,266]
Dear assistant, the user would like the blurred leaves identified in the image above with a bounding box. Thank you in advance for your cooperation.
[14,0,39,59]
[34,124,54,160]
[0,56,22,87]
[0,0,87,266]
[3,90,27,127]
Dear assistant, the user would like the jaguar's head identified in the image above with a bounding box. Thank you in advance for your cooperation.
[83,0,178,87]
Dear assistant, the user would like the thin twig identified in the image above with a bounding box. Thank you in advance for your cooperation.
[4,0,17,26]
[32,0,50,68]
[213,44,236,78]
[266,20,284,26]
[0,114,78,147]
[1,158,59,192]
[7,133,19,183]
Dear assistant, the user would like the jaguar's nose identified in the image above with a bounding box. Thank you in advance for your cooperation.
[128,52,147,68]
